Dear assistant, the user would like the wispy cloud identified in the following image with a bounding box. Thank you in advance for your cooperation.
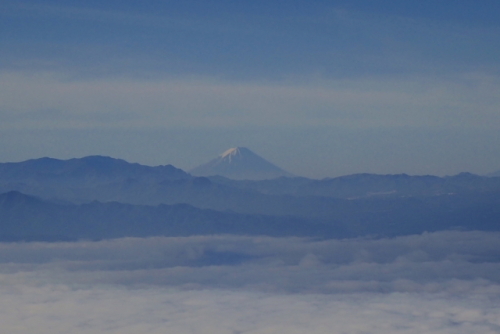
[1,71,500,131]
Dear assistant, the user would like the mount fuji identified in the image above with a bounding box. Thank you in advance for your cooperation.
[189,147,294,180]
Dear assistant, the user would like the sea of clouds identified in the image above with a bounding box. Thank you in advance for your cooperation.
[1,231,500,333]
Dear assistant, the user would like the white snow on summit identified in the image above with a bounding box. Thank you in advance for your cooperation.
[190,147,293,180]
[221,147,237,157]
[220,147,241,161]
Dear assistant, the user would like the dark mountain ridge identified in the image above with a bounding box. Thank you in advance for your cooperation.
[0,191,343,241]
[0,156,189,186]
[1,190,499,242]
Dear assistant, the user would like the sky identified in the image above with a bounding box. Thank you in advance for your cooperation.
[1,231,500,333]
[1,0,500,178]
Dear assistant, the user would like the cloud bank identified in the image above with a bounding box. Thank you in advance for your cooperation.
[1,231,500,333]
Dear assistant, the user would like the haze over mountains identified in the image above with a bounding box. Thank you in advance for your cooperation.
[0,151,499,242]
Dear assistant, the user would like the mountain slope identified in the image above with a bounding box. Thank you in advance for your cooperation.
[190,147,293,180]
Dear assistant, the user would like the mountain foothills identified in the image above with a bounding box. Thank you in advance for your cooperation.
[0,152,499,242]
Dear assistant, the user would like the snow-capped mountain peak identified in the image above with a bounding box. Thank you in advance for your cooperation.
[190,147,293,180]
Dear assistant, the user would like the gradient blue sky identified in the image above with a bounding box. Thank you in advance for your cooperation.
[1,0,500,178]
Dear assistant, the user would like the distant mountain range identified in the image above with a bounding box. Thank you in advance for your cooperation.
[190,147,293,180]
[0,155,188,186]
[1,154,500,242]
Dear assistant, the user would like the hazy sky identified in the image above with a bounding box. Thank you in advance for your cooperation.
[1,0,500,178]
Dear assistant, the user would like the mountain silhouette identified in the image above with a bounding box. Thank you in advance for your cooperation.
[0,156,189,185]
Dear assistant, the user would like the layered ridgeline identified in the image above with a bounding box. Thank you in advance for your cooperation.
[190,147,293,180]
[1,154,500,241]
[1,189,499,242]
[0,191,336,241]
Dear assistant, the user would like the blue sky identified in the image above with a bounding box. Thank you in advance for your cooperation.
[1,0,500,177]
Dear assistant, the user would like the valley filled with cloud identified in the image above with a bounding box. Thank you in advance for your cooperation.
[2,231,499,333]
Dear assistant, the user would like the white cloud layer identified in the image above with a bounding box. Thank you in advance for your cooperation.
[1,231,499,333]
[1,283,499,334]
